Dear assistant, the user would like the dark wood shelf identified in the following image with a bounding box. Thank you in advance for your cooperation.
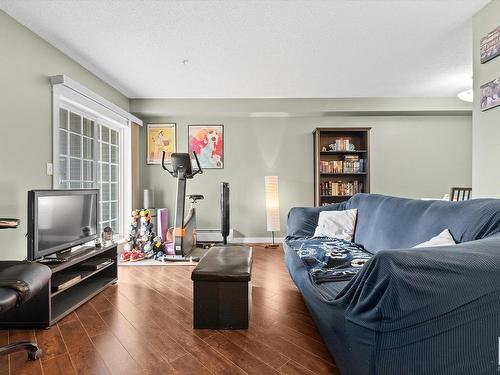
[314,128,370,206]
[320,150,367,154]
[320,195,353,198]
[51,260,115,297]
[0,244,117,328]
[51,276,116,323]
[320,172,368,176]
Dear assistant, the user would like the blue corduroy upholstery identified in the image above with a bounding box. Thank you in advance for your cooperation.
[285,194,500,375]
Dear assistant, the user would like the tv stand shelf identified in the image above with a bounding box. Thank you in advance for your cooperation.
[50,259,115,297]
[0,243,117,328]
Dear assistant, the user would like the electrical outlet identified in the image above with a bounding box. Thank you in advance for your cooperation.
[46,162,53,176]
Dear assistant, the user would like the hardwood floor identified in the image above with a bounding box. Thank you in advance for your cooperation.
[1,246,339,375]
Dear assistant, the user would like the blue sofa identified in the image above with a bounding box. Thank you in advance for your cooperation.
[284,194,500,375]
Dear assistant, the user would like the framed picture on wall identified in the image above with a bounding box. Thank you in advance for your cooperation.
[480,26,500,64]
[480,77,500,111]
[188,124,224,169]
[147,123,176,164]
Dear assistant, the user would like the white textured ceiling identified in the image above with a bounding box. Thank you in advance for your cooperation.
[0,0,490,98]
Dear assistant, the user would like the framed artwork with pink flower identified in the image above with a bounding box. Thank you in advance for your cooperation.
[188,125,224,169]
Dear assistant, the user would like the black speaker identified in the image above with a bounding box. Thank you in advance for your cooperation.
[220,182,230,244]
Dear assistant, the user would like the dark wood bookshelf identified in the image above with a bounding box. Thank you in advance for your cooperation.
[320,172,368,176]
[320,150,368,155]
[314,128,371,206]
[320,195,352,198]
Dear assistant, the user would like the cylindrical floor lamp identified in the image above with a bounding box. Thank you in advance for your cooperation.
[264,176,280,248]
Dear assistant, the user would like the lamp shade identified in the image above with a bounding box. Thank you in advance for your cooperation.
[265,176,280,232]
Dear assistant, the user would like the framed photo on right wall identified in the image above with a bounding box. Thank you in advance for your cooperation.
[480,77,500,111]
[480,25,500,64]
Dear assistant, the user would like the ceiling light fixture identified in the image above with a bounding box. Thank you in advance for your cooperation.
[457,89,473,103]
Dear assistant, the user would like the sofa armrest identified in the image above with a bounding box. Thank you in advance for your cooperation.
[0,262,51,304]
[287,201,347,237]
[338,234,500,332]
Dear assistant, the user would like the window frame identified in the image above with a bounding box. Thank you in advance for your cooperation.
[52,84,131,237]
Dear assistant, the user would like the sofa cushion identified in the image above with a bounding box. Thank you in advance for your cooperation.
[313,209,357,241]
[345,194,500,253]
[287,201,347,237]
[414,229,456,248]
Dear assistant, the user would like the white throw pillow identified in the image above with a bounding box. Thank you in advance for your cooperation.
[313,209,358,241]
[413,229,456,248]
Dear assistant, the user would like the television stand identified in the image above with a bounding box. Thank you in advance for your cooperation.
[56,245,98,260]
[0,243,117,328]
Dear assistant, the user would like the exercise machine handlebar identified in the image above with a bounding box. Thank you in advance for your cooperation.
[192,151,203,176]
[161,151,175,176]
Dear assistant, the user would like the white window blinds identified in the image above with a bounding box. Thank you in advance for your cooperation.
[51,77,134,236]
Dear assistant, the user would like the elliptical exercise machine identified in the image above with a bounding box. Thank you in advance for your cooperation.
[161,151,203,261]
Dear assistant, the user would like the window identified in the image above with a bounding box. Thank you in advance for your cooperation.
[57,107,122,233]
[51,76,135,237]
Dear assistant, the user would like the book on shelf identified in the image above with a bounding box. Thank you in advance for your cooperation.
[320,180,363,196]
[327,138,354,151]
[319,157,365,174]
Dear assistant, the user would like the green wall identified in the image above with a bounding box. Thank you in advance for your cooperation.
[472,0,500,197]
[0,7,477,256]
[132,99,472,239]
[0,10,129,259]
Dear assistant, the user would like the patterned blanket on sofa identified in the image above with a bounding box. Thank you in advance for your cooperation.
[286,237,373,283]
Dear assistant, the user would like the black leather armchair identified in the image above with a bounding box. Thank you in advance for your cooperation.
[0,261,51,360]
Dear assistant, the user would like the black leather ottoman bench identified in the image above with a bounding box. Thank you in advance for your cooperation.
[191,246,252,329]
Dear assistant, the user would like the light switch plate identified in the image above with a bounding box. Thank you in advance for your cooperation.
[46,162,53,176]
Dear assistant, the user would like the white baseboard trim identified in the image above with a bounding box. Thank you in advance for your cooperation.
[230,237,285,244]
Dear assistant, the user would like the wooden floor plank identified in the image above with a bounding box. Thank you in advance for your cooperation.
[169,352,212,375]
[98,309,173,368]
[279,359,321,375]
[34,326,67,362]
[8,329,43,375]
[58,311,79,325]
[41,353,77,375]
[7,246,338,374]
[58,320,95,356]
[221,329,289,370]
[69,350,111,375]
[90,332,142,374]
[205,332,280,375]
[0,330,9,375]
[239,324,336,375]
[76,302,110,338]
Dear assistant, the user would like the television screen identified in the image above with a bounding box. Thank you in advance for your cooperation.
[28,190,98,260]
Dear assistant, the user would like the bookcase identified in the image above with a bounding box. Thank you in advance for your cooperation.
[313,128,371,206]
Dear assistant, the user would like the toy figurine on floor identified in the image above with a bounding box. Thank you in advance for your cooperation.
[121,209,156,262]
[138,209,155,259]
[121,210,141,262]
[152,236,165,260]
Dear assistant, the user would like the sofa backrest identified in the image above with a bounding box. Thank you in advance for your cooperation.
[345,194,500,253]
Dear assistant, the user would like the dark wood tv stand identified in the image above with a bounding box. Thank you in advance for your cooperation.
[0,243,117,328]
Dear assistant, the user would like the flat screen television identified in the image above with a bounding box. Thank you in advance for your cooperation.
[27,189,99,260]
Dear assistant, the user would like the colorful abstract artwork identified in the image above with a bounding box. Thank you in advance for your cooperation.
[147,123,176,164]
[188,125,224,169]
